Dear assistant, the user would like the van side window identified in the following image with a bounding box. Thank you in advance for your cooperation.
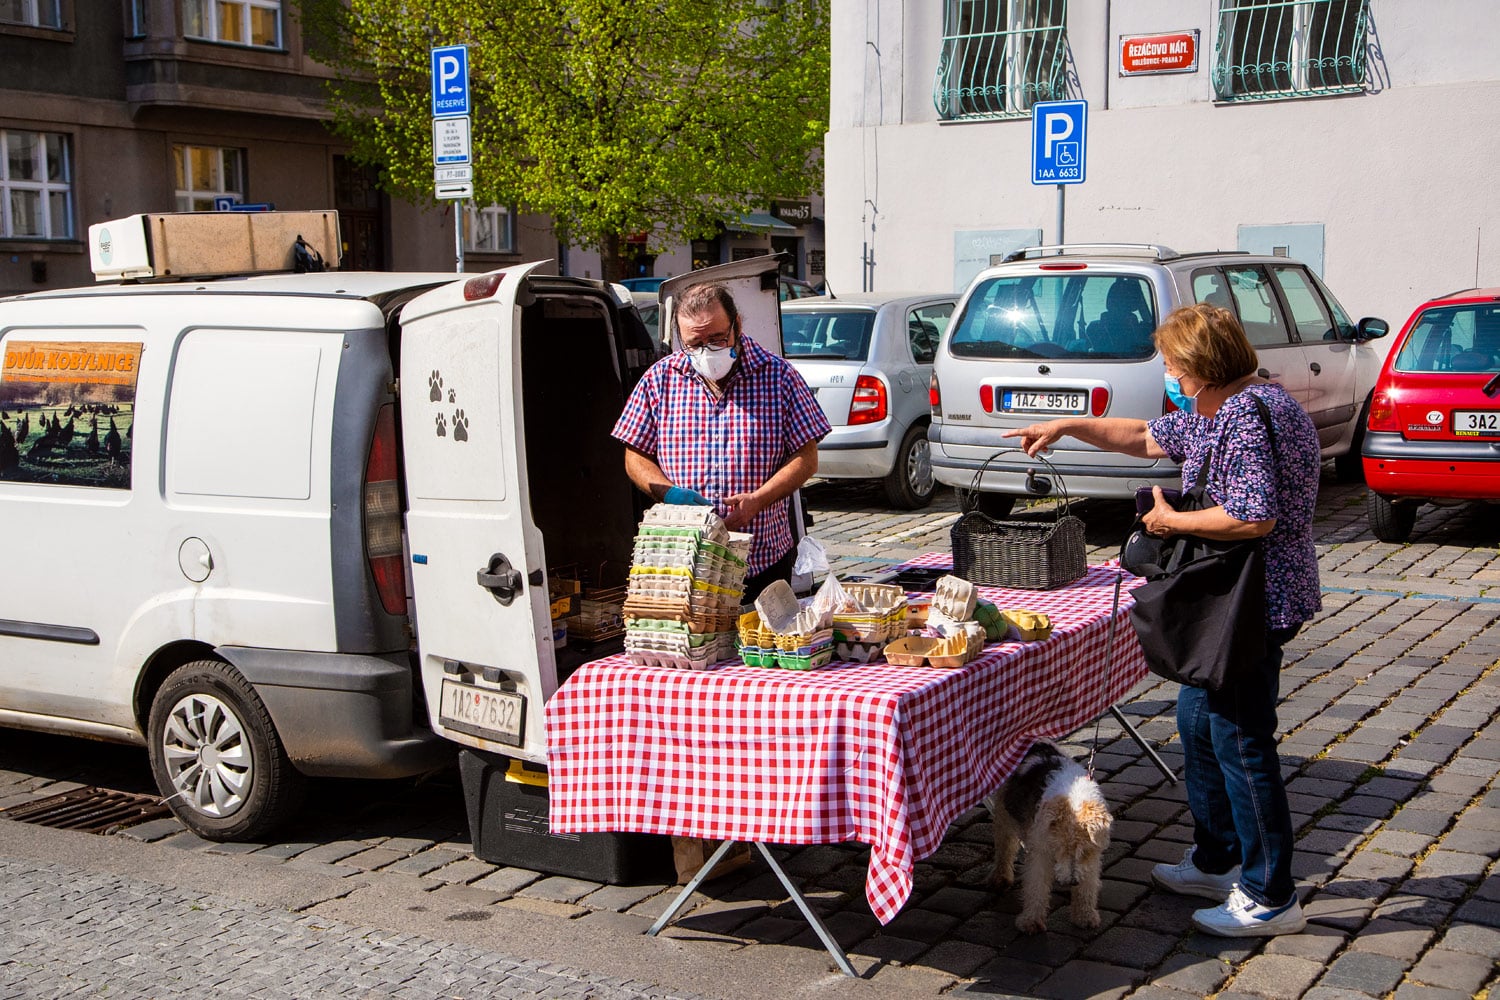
[0,336,141,489]
[1270,266,1335,343]
[1222,266,1293,349]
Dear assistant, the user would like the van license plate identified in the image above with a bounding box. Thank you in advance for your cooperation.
[1453,410,1500,436]
[1002,390,1087,414]
[439,678,525,746]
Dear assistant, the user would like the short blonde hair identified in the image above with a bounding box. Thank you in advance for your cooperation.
[1153,303,1258,387]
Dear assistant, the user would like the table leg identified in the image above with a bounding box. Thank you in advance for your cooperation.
[1109,704,1178,784]
[751,843,858,978]
[644,840,859,978]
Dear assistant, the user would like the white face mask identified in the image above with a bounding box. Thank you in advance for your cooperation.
[687,344,737,381]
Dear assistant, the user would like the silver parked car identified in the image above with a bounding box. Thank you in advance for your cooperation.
[783,292,957,508]
[928,244,1388,515]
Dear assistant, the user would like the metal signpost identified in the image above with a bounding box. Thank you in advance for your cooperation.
[431,44,472,272]
[1031,99,1088,245]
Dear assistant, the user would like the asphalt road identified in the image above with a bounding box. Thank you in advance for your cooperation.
[1,470,1497,999]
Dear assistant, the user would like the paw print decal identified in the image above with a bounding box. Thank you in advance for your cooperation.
[452,409,469,442]
[435,413,447,437]
[447,388,456,404]
[429,371,443,402]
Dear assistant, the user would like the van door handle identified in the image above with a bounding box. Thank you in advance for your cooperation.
[1309,362,1322,375]
[477,553,523,606]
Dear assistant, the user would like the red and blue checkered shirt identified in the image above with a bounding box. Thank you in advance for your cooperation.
[612,335,830,573]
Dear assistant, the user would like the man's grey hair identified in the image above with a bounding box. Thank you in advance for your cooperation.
[675,282,740,335]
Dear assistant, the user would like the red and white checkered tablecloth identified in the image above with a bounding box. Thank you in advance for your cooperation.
[544,558,1148,925]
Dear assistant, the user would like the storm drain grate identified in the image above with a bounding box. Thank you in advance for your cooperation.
[1,787,171,834]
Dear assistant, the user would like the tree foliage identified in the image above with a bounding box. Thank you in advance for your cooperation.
[301,0,829,277]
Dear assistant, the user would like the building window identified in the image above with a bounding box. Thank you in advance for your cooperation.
[1213,0,1369,102]
[1,129,73,240]
[0,0,61,28]
[174,144,245,211]
[464,205,515,253]
[933,0,1068,121]
[183,0,281,48]
[125,0,145,37]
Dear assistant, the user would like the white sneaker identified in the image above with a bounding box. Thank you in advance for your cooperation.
[1151,847,1241,900]
[1192,885,1306,937]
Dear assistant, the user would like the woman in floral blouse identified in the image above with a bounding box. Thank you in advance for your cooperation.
[1004,303,1320,939]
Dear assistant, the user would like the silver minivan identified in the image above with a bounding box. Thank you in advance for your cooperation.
[929,244,1389,514]
[783,292,956,508]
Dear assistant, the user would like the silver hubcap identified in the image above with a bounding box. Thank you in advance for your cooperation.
[161,693,251,818]
[908,437,934,496]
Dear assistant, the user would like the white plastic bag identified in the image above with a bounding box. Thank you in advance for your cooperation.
[791,535,830,593]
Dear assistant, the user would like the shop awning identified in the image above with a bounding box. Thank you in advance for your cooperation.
[726,212,799,233]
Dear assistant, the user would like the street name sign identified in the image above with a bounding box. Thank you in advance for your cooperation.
[1031,99,1088,186]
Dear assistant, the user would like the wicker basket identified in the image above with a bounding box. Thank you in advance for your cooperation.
[950,450,1087,590]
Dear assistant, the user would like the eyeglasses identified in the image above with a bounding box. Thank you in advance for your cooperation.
[682,328,734,350]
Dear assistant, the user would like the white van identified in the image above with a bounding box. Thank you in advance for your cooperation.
[0,211,779,842]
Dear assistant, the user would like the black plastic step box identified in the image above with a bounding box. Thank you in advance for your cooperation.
[458,748,675,885]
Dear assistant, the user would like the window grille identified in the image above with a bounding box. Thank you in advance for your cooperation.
[933,0,1068,121]
[174,144,246,212]
[1,129,72,240]
[0,0,62,29]
[1213,0,1369,102]
[465,205,516,253]
[183,0,281,48]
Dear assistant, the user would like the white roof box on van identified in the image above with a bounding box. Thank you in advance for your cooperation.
[88,210,341,281]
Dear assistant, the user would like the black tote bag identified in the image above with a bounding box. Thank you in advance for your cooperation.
[1123,397,1274,691]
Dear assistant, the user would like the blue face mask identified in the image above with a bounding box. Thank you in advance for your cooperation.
[1164,373,1198,414]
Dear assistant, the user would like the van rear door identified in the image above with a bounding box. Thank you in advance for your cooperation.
[398,264,554,762]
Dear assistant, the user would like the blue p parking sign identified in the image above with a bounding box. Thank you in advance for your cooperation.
[431,45,470,118]
[1032,100,1087,186]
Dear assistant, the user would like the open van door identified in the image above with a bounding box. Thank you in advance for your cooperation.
[399,263,554,762]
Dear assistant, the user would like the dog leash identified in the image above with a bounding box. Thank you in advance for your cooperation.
[1087,567,1126,779]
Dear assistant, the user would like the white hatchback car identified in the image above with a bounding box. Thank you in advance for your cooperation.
[929,244,1389,514]
[783,292,957,508]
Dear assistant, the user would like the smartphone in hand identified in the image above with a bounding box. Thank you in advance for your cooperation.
[1135,486,1183,515]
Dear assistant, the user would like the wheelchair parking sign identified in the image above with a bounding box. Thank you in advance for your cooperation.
[1032,100,1087,185]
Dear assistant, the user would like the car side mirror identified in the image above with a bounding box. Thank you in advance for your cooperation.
[1356,317,1389,341]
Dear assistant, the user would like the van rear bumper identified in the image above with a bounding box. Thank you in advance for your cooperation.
[216,646,455,779]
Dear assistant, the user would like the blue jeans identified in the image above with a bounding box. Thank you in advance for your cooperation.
[1177,624,1300,906]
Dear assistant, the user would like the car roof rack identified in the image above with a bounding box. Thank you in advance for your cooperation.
[1001,243,1180,263]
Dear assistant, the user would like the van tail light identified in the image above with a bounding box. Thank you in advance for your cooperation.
[979,384,995,413]
[463,273,505,300]
[929,374,942,415]
[364,404,406,616]
[1090,387,1109,417]
[849,375,888,425]
[1366,388,1398,432]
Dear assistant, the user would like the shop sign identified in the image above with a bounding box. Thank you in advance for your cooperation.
[1119,30,1199,76]
[772,200,812,224]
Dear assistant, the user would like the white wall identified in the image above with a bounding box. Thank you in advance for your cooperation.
[826,0,1500,327]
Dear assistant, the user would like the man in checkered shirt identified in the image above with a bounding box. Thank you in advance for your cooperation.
[613,282,830,600]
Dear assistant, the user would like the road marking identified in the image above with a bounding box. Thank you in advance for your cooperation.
[863,513,961,547]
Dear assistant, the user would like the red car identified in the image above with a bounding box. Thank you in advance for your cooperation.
[1362,287,1500,541]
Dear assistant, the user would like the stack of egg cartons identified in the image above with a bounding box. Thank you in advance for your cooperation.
[621,504,749,669]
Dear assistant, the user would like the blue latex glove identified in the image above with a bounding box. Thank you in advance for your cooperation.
[663,486,711,506]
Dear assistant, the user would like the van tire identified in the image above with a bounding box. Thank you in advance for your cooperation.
[955,487,1016,519]
[883,424,936,509]
[1368,490,1418,543]
[147,659,305,842]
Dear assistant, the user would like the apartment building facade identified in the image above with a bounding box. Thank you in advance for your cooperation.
[826,0,1500,326]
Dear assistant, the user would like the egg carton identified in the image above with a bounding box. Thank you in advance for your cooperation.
[626,646,722,670]
[834,640,885,663]
[932,575,977,621]
[776,644,834,671]
[640,503,729,541]
[831,606,907,644]
[774,627,834,652]
[882,632,978,668]
[841,582,907,614]
[737,610,778,649]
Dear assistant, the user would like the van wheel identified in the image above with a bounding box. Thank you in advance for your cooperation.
[955,488,1016,519]
[147,659,304,842]
[883,424,936,509]
[1334,396,1371,482]
[1368,490,1418,543]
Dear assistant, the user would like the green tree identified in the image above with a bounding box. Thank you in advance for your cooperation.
[301,0,829,281]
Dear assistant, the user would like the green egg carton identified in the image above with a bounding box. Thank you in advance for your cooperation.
[738,645,779,668]
[775,646,833,671]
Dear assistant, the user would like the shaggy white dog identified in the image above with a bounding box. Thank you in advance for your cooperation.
[987,740,1113,934]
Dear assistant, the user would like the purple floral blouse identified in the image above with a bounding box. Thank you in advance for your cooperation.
[1148,382,1321,630]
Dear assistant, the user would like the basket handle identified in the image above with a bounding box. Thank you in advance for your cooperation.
[963,448,1074,519]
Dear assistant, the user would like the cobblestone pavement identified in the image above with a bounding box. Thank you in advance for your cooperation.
[1,468,1498,999]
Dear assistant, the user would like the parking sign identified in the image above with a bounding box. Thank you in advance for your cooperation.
[431,45,470,118]
[1031,100,1087,186]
